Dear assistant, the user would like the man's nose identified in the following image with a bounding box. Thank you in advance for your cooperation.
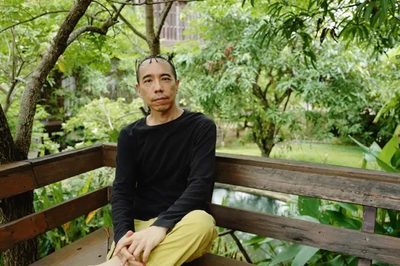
[154,79,163,92]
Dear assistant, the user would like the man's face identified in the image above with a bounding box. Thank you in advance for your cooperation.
[136,59,179,113]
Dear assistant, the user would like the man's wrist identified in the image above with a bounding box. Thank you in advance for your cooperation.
[151,225,168,234]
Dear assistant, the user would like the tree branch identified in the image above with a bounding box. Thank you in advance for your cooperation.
[0,10,70,34]
[4,61,25,113]
[109,0,203,6]
[115,9,147,41]
[155,1,173,38]
[93,0,114,17]
[282,89,292,112]
[67,23,114,45]
[251,67,268,107]
[67,3,126,45]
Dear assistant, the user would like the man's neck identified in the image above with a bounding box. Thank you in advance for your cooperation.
[146,107,184,126]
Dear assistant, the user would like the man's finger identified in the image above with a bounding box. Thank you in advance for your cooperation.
[142,246,152,264]
[114,231,134,255]
[127,260,144,266]
[132,242,145,261]
[127,240,139,254]
[119,247,135,266]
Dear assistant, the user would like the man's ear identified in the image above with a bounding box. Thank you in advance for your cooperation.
[175,80,180,90]
[135,84,142,98]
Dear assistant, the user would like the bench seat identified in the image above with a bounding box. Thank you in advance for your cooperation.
[31,228,250,266]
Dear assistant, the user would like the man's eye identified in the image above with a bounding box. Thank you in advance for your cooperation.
[144,79,152,83]
[162,77,171,81]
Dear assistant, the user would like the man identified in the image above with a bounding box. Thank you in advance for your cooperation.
[98,55,217,266]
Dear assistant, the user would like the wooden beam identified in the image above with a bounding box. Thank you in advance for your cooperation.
[0,162,35,199]
[0,145,104,199]
[215,159,400,211]
[102,143,116,167]
[101,146,400,210]
[210,204,400,265]
[216,153,400,184]
[187,253,251,265]
[31,144,103,187]
[0,186,110,252]
[358,206,377,266]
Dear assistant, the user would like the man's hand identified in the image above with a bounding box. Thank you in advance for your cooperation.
[114,231,143,266]
[127,226,168,264]
[114,226,168,265]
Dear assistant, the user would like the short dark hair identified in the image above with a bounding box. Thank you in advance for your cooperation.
[136,54,177,83]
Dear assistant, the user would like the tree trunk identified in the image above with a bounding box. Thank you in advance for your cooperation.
[1,1,93,265]
[14,0,93,156]
[252,117,276,157]
[1,105,36,265]
[0,193,36,266]
[145,0,160,55]
[0,105,16,162]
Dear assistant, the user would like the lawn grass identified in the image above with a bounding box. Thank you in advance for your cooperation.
[217,141,379,169]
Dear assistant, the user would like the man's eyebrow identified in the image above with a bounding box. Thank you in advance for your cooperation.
[141,73,172,81]
[142,74,152,80]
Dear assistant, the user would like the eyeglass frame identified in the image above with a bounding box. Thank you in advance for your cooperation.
[135,54,177,83]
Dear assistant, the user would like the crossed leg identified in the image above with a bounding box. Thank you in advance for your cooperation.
[96,210,217,266]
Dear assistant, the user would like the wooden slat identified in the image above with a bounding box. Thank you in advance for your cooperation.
[102,143,116,167]
[30,228,112,266]
[32,145,103,187]
[0,186,110,252]
[216,159,400,211]
[217,154,400,183]
[0,145,104,199]
[101,146,400,210]
[186,253,251,266]
[0,162,35,199]
[210,204,400,265]
[358,206,377,266]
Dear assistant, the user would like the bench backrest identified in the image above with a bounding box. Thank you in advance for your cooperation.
[1,144,400,265]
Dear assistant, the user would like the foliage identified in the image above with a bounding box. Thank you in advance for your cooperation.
[34,168,114,257]
[243,0,400,62]
[2,86,59,157]
[179,1,396,156]
[63,97,144,148]
[0,0,144,123]
[297,43,389,145]
[350,125,400,173]
[178,2,307,156]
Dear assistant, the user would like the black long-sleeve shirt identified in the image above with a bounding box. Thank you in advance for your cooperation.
[111,110,216,242]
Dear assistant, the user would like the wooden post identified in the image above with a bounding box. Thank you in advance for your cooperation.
[358,206,377,266]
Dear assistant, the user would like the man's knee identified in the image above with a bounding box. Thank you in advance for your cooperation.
[183,210,216,236]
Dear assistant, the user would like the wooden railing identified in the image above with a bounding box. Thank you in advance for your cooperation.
[1,144,400,265]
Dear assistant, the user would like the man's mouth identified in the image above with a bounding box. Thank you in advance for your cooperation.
[153,97,168,102]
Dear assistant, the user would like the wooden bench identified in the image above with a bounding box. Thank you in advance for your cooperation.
[1,143,400,265]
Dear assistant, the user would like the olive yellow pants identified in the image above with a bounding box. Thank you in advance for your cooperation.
[106,210,217,266]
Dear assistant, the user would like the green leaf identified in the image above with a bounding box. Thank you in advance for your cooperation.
[379,135,398,163]
[295,215,320,224]
[291,245,319,266]
[391,149,400,169]
[244,235,271,246]
[349,135,399,172]
[336,202,359,212]
[79,172,93,195]
[298,196,320,219]
[270,244,302,266]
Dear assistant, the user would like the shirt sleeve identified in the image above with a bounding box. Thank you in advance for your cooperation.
[111,128,136,242]
[152,118,217,229]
